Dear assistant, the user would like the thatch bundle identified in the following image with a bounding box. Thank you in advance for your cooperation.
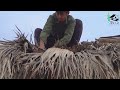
[0,30,120,79]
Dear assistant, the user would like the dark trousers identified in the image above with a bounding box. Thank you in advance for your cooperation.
[34,19,83,48]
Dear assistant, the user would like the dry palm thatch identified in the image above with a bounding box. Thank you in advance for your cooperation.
[0,28,120,79]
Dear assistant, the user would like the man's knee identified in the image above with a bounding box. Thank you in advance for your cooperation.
[75,19,83,37]
[75,19,83,30]
[70,19,83,44]
[34,28,42,46]
[34,28,42,35]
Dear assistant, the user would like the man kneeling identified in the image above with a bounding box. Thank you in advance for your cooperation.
[34,11,83,50]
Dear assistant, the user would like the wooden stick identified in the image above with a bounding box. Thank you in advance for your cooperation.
[97,38,120,43]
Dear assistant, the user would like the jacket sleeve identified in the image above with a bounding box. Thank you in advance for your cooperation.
[40,15,53,44]
[56,17,76,46]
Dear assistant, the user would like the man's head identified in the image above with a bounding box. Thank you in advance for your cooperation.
[55,11,69,22]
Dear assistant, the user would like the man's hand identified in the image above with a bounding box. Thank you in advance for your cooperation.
[54,40,63,48]
[39,39,46,50]
[54,40,60,47]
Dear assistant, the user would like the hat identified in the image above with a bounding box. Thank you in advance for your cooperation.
[56,11,70,14]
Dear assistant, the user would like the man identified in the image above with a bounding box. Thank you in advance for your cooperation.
[34,11,83,50]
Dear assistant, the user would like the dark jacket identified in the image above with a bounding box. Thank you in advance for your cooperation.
[40,13,76,47]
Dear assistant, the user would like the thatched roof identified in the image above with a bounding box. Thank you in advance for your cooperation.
[0,30,120,79]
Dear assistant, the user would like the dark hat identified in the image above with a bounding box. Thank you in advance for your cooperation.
[56,11,70,14]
